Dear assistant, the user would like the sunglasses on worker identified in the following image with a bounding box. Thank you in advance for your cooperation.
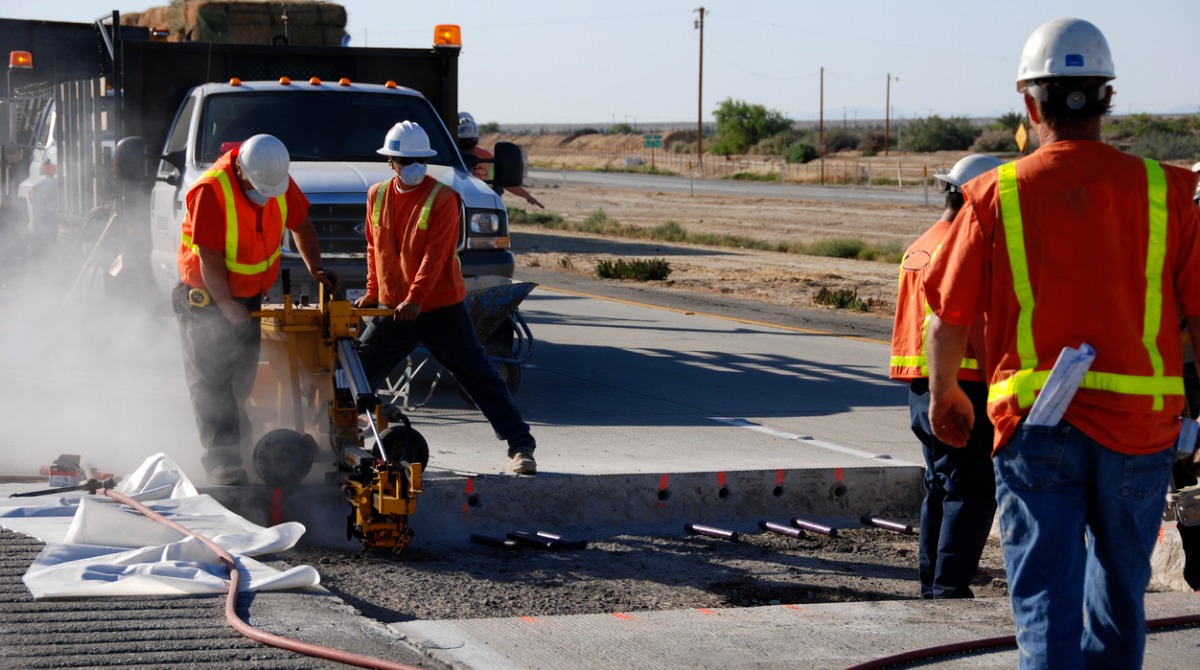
[389,157,426,166]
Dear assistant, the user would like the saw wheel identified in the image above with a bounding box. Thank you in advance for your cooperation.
[252,428,317,486]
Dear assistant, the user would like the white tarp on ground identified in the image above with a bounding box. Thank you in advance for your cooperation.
[0,454,319,598]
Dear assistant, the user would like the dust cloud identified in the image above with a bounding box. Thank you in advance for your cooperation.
[0,244,204,484]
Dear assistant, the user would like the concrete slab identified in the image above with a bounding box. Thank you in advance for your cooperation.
[393,592,1200,670]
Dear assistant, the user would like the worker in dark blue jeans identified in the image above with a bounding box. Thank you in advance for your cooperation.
[353,121,537,475]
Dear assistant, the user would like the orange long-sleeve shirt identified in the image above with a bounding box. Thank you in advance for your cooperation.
[363,175,465,310]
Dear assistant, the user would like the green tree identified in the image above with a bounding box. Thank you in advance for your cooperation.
[901,115,981,152]
[995,111,1024,132]
[709,98,793,155]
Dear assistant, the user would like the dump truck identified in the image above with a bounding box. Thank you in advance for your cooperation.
[1,10,524,304]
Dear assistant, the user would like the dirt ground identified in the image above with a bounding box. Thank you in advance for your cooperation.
[287,151,1015,622]
[502,134,947,319]
[291,528,1008,623]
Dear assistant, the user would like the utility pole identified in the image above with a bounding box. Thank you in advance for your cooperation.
[885,73,897,156]
[695,7,705,172]
[819,66,824,185]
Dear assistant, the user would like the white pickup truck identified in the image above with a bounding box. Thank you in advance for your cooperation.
[146,77,522,302]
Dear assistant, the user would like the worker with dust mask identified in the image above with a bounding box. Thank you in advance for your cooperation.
[457,111,544,209]
[923,18,1200,668]
[890,154,1003,600]
[174,134,334,486]
[353,121,538,475]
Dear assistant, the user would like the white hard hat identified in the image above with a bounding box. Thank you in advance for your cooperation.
[458,112,479,140]
[935,154,1005,192]
[377,121,438,158]
[237,134,290,198]
[1017,18,1115,85]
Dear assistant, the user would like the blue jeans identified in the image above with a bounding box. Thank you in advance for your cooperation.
[910,380,997,598]
[994,421,1175,670]
[356,302,534,454]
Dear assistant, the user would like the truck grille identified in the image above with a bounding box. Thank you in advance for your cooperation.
[297,202,367,255]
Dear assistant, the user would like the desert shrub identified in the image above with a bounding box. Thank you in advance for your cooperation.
[902,115,982,152]
[578,209,623,235]
[971,129,1019,153]
[648,221,688,243]
[804,238,903,263]
[609,122,636,134]
[785,142,819,164]
[1126,130,1200,161]
[596,258,672,281]
[812,287,876,312]
[822,128,862,153]
[507,207,565,226]
[751,131,800,156]
[726,171,779,182]
[480,121,502,134]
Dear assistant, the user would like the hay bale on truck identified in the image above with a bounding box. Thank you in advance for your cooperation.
[122,0,347,46]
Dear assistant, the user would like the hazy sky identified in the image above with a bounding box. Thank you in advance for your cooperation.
[6,0,1199,126]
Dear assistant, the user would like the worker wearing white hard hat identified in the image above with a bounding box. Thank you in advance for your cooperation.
[891,153,1005,600]
[923,18,1200,667]
[356,121,539,475]
[456,111,544,208]
[175,134,335,486]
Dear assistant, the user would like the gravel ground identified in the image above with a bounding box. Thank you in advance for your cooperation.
[288,527,1008,622]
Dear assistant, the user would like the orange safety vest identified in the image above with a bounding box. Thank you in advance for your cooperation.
[177,150,289,297]
[889,218,982,382]
[988,159,1181,412]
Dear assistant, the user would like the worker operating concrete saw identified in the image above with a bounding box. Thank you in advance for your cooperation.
[248,271,429,553]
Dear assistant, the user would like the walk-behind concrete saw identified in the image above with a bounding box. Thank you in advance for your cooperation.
[249,271,428,553]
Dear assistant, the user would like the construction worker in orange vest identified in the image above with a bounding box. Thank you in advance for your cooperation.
[890,153,1003,599]
[174,134,334,486]
[354,121,538,475]
[923,18,1200,668]
[457,111,543,209]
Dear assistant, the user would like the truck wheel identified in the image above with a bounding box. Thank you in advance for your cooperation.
[253,428,317,486]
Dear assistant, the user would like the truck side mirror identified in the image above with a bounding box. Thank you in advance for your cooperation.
[113,137,147,182]
[490,141,525,188]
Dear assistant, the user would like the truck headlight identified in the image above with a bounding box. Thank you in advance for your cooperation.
[468,211,501,235]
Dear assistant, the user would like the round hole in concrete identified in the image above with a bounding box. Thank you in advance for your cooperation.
[657,489,671,501]
[772,486,784,497]
[717,487,730,499]
[467,495,481,507]
[830,483,848,498]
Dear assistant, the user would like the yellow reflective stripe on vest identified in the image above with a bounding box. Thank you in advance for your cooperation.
[182,168,285,276]
[371,181,443,230]
[1141,158,1168,409]
[371,180,387,228]
[889,355,979,376]
[996,163,1038,408]
[417,183,443,230]
[990,159,1175,409]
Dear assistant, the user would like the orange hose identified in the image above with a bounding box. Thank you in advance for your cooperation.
[101,487,424,670]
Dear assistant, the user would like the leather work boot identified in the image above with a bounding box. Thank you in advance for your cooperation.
[208,464,249,486]
[507,451,537,475]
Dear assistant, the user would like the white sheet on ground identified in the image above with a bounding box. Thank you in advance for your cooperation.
[0,453,319,598]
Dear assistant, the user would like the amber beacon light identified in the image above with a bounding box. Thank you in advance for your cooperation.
[433,24,462,48]
[9,51,33,69]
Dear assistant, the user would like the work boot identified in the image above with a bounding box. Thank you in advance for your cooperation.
[207,464,249,486]
[507,450,537,475]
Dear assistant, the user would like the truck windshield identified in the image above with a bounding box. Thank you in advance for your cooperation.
[197,90,457,165]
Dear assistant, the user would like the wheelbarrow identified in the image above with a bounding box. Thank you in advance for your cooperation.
[379,275,537,410]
